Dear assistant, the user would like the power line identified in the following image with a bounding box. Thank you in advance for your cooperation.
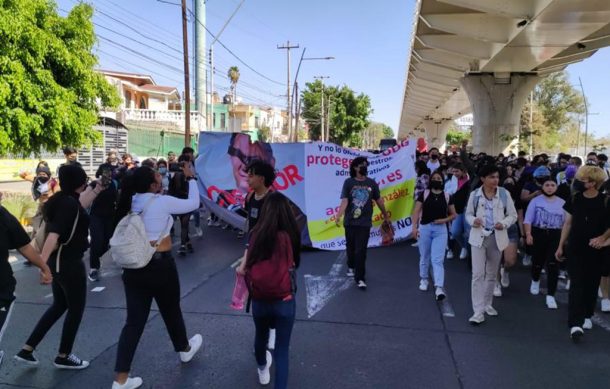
[186,9,284,86]
[96,49,185,86]
[96,8,183,55]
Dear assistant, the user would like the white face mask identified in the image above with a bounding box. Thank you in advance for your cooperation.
[37,182,49,194]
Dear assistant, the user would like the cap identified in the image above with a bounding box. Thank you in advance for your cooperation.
[533,166,551,178]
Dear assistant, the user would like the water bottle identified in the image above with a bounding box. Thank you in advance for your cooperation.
[230,273,248,310]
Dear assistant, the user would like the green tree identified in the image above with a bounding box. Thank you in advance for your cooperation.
[361,122,394,150]
[258,124,271,142]
[0,0,120,156]
[301,80,372,147]
[445,127,470,148]
[227,66,240,101]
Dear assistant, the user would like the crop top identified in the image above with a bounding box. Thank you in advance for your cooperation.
[131,180,199,241]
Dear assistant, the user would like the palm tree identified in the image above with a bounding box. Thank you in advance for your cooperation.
[227,66,240,102]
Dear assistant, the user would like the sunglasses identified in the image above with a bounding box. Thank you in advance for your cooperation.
[228,146,261,169]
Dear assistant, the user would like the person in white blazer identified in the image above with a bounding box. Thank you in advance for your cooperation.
[465,164,518,324]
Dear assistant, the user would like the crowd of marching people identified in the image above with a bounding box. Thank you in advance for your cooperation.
[411,144,610,338]
[1,139,610,388]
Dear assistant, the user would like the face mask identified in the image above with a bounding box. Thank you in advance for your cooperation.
[37,176,49,184]
[430,154,439,160]
[358,166,368,176]
[159,167,167,175]
[572,179,586,192]
[430,180,444,190]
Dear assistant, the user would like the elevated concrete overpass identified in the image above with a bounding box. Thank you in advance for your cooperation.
[399,0,610,154]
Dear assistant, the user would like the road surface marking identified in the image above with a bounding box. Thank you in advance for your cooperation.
[304,251,352,318]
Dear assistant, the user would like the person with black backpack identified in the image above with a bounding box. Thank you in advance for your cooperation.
[240,192,300,388]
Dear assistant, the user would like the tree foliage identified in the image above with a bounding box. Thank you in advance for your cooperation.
[227,66,240,101]
[361,122,394,150]
[301,80,372,147]
[445,127,470,147]
[0,0,120,156]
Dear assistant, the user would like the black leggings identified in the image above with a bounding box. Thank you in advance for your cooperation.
[26,258,87,355]
[345,226,371,282]
[115,252,189,372]
[567,245,603,327]
[531,227,561,296]
[179,214,191,245]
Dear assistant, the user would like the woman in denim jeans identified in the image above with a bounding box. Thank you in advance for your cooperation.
[240,192,301,388]
[412,171,457,301]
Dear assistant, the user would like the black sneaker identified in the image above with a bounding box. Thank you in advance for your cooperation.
[178,245,187,256]
[54,354,89,370]
[186,243,194,253]
[14,349,39,365]
[88,269,99,282]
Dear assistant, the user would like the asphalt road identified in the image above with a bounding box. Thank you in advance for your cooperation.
[2,223,610,389]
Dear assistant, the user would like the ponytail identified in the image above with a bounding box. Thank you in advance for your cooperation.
[114,173,135,226]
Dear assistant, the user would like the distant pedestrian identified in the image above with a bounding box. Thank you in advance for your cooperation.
[169,155,193,256]
[111,165,202,389]
[0,203,52,367]
[411,171,456,300]
[240,192,300,388]
[15,165,93,369]
[555,166,610,341]
[465,164,517,325]
[335,157,390,289]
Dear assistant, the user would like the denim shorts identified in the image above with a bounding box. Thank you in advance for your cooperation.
[507,224,519,243]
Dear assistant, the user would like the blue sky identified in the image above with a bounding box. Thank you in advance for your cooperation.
[57,0,609,138]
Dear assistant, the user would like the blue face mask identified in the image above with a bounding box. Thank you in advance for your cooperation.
[159,167,167,175]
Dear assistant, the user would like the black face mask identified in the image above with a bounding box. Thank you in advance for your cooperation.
[573,179,586,192]
[430,154,439,160]
[430,180,444,190]
[358,166,368,176]
[37,176,50,184]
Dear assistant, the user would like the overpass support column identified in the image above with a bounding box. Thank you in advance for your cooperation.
[421,119,452,152]
[460,74,539,155]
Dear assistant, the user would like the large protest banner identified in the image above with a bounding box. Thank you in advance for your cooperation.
[196,132,416,250]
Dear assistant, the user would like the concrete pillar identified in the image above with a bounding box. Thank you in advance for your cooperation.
[421,119,452,152]
[460,74,539,155]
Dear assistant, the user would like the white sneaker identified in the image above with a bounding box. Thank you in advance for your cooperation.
[346,268,355,277]
[112,377,143,389]
[565,279,570,290]
[485,306,498,316]
[411,240,419,247]
[570,326,584,341]
[601,298,610,313]
[583,318,593,330]
[469,313,485,325]
[558,270,567,280]
[599,288,603,298]
[357,280,367,290]
[419,278,429,291]
[500,267,510,288]
[195,227,203,237]
[493,283,502,297]
[267,328,276,351]
[459,247,468,259]
[522,254,532,267]
[257,350,273,385]
[435,287,446,301]
[179,334,203,363]
[530,280,540,295]
[546,295,558,309]
[446,250,454,260]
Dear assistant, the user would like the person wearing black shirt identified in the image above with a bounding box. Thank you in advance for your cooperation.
[87,160,119,281]
[555,166,610,341]
[0,201,52,367]
[169,154,192,256]
[335,157,390,290]
[411,171,456,301]
[448,163,471,260]
[15,165,93,369]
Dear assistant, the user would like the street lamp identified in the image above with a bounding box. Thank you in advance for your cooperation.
[291,48,334,141]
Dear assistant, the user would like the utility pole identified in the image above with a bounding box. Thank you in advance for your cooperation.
[278,41,299,141]
[314,76,329,141]
[578,77,589,155]
[181,0,191,146]
[194,0,206,130]
[529,91,533,157]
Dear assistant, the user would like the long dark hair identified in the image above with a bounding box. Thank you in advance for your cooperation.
[43,164,87,221]
[246,192,301,268]
[114,166,157,225]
